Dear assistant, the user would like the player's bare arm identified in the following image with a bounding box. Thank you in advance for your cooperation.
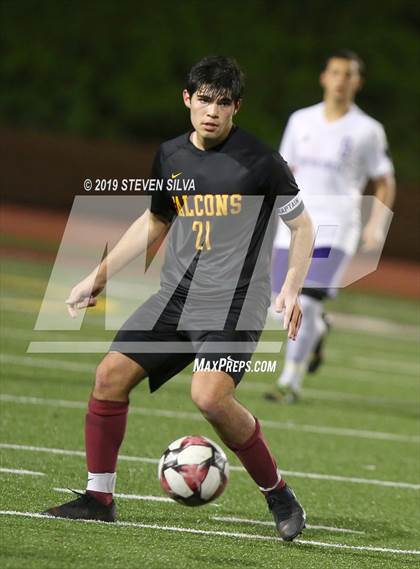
[274,209,314,340]
[66,210,169,317]
[362,174,396,251]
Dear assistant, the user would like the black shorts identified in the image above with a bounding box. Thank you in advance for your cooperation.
[110,289,264,392]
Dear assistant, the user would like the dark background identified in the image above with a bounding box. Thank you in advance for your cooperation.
[1,0,419,259]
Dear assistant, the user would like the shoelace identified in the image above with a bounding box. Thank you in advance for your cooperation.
[67,489,93,504]
[266,492,293,517]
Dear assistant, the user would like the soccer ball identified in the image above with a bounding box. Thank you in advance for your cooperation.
[158,435,229,506]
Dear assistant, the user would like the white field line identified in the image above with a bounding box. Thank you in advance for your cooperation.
[232,380,416,407]
[2,329,112,344]
[54,490,363,533]
[2,354,419,400]
[323,347,416,365]
[304,364,418,383]
[2,268,418,341]
[2,393,417,444]
[0,511,419,556]
[0,303,39,315]
[1,443,419,490]
[2,354,417,402]
[176,374,418,406]
[308,348,418,374]
[271,470,420,490]
[0,304,103,321]
[328,312,419,341]
[330,328,419,348]
[293,349,418,376]
[0,467,45,476]
[53,487,219,507]
[2,350,419,394]
[308,362,417,384]
[292,388,416,407]
[3,291,418,340]
[353,356,419,375]
[5,326,418,362]
[54,487,174,503]
[0,354,95,373]
[0,329,34,340]
[211,515,365,535]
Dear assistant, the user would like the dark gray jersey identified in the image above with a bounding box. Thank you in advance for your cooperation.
[150,127,304,302]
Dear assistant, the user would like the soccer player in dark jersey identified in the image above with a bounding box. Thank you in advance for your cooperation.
[43,56,314,541]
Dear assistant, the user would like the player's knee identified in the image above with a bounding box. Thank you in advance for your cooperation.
[94,359,129,398]
[191,389,226,420]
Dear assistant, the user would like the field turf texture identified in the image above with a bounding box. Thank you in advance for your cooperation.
[0,255,419,569]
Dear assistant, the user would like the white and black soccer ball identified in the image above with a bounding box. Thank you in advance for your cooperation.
[158,435,229,506]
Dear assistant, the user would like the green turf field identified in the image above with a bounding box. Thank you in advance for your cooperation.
[1,256,419,569]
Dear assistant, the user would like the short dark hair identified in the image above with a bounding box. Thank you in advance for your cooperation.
[323,49,365,75]
[186,56,245,102]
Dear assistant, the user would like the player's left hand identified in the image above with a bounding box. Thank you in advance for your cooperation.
[361,223,385,252]
[274,289,302,340]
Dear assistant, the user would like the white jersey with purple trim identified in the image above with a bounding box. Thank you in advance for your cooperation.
[274,102,394,254]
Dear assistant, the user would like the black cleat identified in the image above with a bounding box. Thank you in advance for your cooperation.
[307,313,331,374]
[266,484,306,541]
[42,491,116,522]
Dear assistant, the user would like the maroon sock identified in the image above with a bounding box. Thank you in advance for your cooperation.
[85,396,128,505]
[226,418,285,494]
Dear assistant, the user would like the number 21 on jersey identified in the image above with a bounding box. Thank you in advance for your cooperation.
[192,220,212,251]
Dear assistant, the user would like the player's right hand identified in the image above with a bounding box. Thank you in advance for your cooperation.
[65,273,105,318]
[274,288,303,341]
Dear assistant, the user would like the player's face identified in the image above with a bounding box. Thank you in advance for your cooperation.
[320,58,362,103]
[183,87,240,148]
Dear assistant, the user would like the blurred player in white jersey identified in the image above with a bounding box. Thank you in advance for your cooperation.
[266,49,396,403]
